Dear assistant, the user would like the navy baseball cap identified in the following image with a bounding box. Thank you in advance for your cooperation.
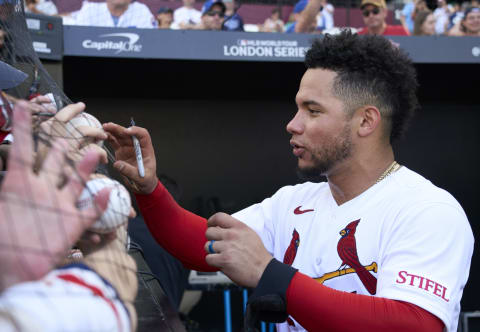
[157,7,173,14]
[202,0,226,15]
[0,60,27,90]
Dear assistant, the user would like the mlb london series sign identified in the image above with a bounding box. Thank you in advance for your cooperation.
[62,26,480,63]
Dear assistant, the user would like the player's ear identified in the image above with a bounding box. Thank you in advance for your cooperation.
[354,106,381,138]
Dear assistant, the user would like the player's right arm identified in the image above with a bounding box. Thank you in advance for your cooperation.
[103,123,214,271]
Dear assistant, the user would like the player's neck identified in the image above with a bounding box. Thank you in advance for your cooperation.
[327,148,395,206]
[108,3,129,17]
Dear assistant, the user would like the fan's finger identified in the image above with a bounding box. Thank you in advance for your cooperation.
[54,102,86,123]
[9,101,34,171]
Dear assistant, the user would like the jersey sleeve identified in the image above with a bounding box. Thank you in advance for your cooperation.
[376,201,474,331]
[232,188,287,256]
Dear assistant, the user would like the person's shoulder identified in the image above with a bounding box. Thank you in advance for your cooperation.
[174,6,186,13]
[392,167,465,212]
[388,167,473,243]
[75,1,106,21]
[273,181,329,200]
[129,1,150,11]
[384,25,409,35]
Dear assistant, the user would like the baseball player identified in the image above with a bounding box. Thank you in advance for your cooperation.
[104,31,474,332]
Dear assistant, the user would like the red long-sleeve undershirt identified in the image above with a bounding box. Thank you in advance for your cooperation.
[135,181,444,331]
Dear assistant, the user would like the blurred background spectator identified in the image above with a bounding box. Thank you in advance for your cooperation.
[286,0,320,33]
[222,0,244,31]
[316,0,335,31]
[448,6,480,35]
[447,1,467,31]
[413,9,436,35]
[433,0,452,34]
[285,0,306,32]
[71,0,155,28]
[41,0,480,36]
[261,7,285,32]
[400,0,427,34]
[157,7,174,28]
[357,0,409,35]
[24,0,58,16]
[196,0,225,29]
[172,0,202,29]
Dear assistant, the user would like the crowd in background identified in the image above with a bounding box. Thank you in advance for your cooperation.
[23,0,480,36]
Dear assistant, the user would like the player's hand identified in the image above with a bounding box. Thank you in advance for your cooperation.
[103,122,158,194]
[204,213,273,288]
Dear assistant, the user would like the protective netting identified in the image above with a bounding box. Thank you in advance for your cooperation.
[1,0,69,107]
[0,2,139,331]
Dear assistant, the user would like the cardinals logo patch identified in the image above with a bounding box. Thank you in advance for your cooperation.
[314,220,378,295]
[283,229,300,265]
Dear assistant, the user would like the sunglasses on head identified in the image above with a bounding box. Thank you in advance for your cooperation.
[206,10,224,17]
[362,7,380,16]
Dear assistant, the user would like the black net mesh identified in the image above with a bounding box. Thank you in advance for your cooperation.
[1,0,69,107]
[0,2,139,331]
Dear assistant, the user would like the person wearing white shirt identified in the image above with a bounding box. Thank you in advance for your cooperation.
[24,0,58,16]
[73,0,155,29]
[172,0,202,29]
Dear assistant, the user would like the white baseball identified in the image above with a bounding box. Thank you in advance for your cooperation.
[77,177,131,233]
[64,112,104,147]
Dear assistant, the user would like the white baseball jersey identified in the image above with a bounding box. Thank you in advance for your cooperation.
[73,2,155,29]
[233,166,474,332]
[0,264,131,332]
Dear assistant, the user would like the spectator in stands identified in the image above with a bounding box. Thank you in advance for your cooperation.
[357,0,409,35]
[447,1,466,31]
[72,0,154,28]
[413,10,436,35]
[172,0,202,30]
[433,0,452,34]
[400,0,427,33]
[287,0,321,33]
[448,6,480,36]
[24,0,58,16]
[261,8,285,32]
[222,0,244,31]
[157,7,173,29]
[196,1,226,30]
[316,0,335,32]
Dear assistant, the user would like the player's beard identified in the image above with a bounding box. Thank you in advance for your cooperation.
[296,123,353,181]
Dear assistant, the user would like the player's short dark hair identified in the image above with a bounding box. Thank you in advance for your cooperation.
[305,30,418,142]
